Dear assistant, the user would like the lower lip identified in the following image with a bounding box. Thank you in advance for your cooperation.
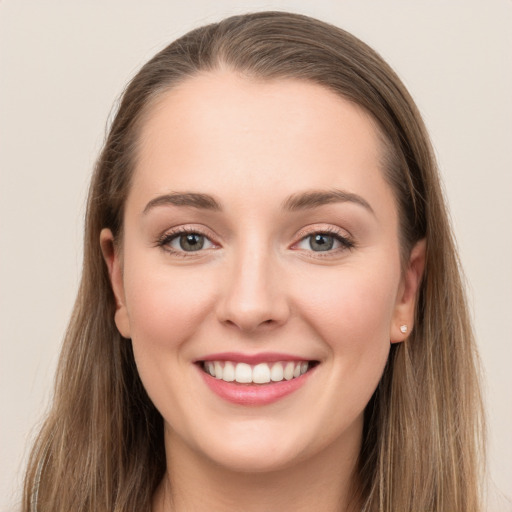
[198,365,316,406]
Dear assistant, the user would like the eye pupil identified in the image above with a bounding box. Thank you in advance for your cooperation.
[310,234,334,251]
[180,233,204,251]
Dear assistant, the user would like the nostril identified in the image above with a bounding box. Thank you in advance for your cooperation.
[221,316,279,333]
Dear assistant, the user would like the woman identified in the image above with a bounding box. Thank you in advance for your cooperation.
[22,11,485,512]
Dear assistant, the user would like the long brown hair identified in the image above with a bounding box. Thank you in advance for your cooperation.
[23,11,485,511]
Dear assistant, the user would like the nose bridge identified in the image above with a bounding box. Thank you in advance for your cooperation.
[217,234,288,332]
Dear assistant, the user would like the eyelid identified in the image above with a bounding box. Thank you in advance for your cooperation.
[155,223,354,256]
[290,224,355,253]
[294,223,352,241]
[156,224,220,255]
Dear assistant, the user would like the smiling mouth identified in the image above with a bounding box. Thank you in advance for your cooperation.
[199,360,319,384]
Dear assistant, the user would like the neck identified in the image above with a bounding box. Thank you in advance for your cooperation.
[153,423,362,512]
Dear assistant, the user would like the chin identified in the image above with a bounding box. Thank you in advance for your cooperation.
[205,442,306,474]
[187,417,327,475]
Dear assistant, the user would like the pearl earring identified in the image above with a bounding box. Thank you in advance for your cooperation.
[400,325,408,334]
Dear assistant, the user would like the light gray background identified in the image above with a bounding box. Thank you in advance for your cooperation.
[1,1,511,510]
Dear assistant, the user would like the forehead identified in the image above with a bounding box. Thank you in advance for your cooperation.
[130,71,394,217]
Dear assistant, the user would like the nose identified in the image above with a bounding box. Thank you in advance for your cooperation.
[216,244,290,333]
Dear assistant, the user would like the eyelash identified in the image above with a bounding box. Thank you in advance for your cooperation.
[156,227,217,258]
[156,226,355,257]
[293,227,355,256]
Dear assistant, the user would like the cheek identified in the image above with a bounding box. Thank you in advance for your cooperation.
[293,264,399,405]
[120,260,221,433]
[121,255,220,402]
[124,262,216,345]
[296,265,399,347]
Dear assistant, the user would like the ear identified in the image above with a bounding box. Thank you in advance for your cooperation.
[100,228,131,339]
[390,239,426,343]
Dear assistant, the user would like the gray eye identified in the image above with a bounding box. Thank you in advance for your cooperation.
[309,234,335,251]
[178,233,205,251]
[163,230,215,254]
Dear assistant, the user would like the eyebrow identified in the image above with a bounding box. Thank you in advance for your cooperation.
[282,189,374,215]
[143,188,374,215]
[143,192,222,214]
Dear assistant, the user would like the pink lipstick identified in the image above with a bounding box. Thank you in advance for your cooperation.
[195,353,318,406]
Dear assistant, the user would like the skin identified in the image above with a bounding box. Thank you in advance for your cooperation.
[101,72,425,511]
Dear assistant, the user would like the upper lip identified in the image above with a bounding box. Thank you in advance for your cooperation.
[196,352,317,365]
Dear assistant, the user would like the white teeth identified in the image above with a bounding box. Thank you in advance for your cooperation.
[214,361,223,379]
[284,362,294,380]
[223,361,235,382]
[235,362,252,383]
[203,360,314,384]
[270,363,284,382]
[252,363,271,384]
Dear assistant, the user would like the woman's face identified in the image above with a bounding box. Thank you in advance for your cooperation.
[102,72,423,473]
